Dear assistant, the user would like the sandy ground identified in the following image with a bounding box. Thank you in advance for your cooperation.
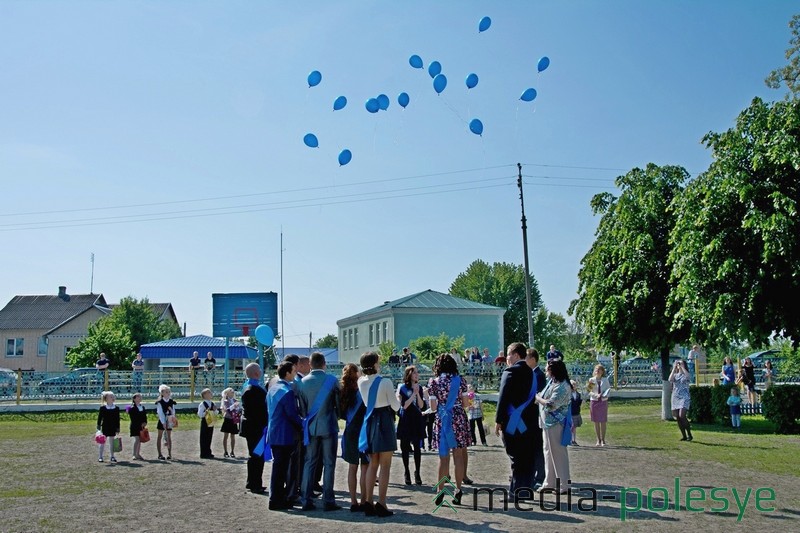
[0,424,798,533]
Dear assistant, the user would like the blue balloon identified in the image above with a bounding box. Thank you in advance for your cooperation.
[307,70,322,87]
[537,56,550,73]
[520,88,537,102]
[466,73,479,89]
[365,98,380,113]
[303,133,318,148]
[254,324,275,346]
[333,96,347,111]
[433,74,447,94]
[398,92,410,108]
[428,61,442,78]
[409,54,423,69]
[377,94,390,111]
[479,16,492,33]
[469,118,483,136]
[338,149,352,166]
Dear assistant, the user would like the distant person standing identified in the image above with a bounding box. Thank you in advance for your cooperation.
[240,363,268,493]
[267,361,304,511]
[396,366,425,486]
[741,357,757,405]
[203,351,217,386]
[131,353,144,391]
[687,345,700,382]
[189,351,202,386]
[720,357,736,385]
[546,345,563,363]
[494,350,507,366]
[763,360,775,389]
[669,360,693,441]
[588,364,610,446]
[95,353,110,371]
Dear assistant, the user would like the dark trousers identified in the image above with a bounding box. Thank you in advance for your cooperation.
[270,444,296,505]
[425,414,435,449]
[470,417,487,445]
[532,427,545,485]
[200,419,214,457]
[287,440,303,499]
[303,435,337,504]
[503,430,535,497]
[245,429,265,489]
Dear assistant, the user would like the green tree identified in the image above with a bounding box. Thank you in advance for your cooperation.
[65,319,136,370]
[765,14,800,99]
[377,341,396,363]
[313,333,338,348]
[112,297,182,351]
[669,97,800,347]
[449,260,542,347]
[408,333,465,363]
[531,307,568,356]
[570,164,689,417]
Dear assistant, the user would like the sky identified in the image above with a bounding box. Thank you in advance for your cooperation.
[0,1,796,349]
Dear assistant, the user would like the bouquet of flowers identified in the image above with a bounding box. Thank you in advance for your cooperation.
[230,401,243,424]
[94,431,106,445]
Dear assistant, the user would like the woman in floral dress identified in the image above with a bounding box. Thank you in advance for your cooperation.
[669,359,693,442]
[428,353,470,505]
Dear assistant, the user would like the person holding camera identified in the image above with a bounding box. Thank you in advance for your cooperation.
[669,360,693,441]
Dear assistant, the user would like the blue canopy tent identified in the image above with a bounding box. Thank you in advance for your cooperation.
[139,335,259,360]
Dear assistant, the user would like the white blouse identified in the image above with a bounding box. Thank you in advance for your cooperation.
[358,374,400,411]
[588,376,611,401]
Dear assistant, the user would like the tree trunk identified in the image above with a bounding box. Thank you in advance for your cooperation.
[660,347,673,420]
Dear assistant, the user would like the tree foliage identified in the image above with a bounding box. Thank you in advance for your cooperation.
[313,333,338,348]
[570,164,689,377]
[531,307,568,356]
[449,259,542,347]
[408,333,465,363]
[765,14,800,99]
[65,296,182,370]
[669,97,800,346]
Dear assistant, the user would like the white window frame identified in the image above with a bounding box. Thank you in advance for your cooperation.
[6,338,24,357]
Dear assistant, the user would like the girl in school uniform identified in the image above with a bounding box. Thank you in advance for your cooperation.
[97,391,120,463]
[220,387,241,458]
[156,384,177,460]
[357,352,401,518]
[128,392,148,460]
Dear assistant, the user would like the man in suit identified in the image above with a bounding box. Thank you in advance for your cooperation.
[240,363,268,494]
[495,342,538,501]
[267,361,303,511]
[526,348,548,489]
[297,352,341,511]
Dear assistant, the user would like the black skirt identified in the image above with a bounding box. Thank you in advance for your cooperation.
[220,417,239,434]
[365,407,397,454]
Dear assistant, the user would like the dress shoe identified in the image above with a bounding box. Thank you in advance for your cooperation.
[268,501,290,511]
[323,503,342,512]
[462,476,473,485]
[374,502,394,517]
[362,502,375,516]
[415,472,423,485]
[301,502,316,511]
[349,503,362,512]
[249,487,267,494]
[452,490,463,505]
[404,471,411,485]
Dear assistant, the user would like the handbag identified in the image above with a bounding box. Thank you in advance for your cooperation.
[204,409,216,427]
[112,437,123,453]
[168,415,179,428]
[139,427,150,443]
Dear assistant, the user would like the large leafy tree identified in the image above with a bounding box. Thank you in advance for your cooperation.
[313,333,338,348]
[65,297,182,369]
[570,164,689,386]
[449,260,542,347]
[531,307,568,356]
[765,14,800,99]
[669,97,800,346]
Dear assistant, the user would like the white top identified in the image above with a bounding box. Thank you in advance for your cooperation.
[588,376,611,401]
[358,374,400,411]
[197,399,216,417]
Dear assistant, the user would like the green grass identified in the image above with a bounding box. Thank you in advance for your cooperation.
[0,412,200,439]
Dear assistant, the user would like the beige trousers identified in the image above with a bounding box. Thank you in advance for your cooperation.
[541,424,570,490]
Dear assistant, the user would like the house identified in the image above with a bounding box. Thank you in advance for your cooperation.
[0,286,179,371]
[336,289,505,364]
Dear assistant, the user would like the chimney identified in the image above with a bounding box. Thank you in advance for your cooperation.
[58,286,69,301]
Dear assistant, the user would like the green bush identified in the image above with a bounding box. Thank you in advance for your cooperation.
[710,383,736,423]
[761,385,800,434]
[688,386,713,423]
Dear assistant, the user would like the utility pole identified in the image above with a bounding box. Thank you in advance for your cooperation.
[517,163,535,347]
[309,331,312,352]
[280,230,285,355]
[90,253,95,294]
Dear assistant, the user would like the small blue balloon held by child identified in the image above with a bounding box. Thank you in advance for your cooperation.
[727,387,742,430]
[97,391,120,463]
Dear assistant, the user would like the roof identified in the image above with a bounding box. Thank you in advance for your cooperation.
[0,293,107,331]
[139,335,258,359]
[338,289,505,323]
[274,347,339,364]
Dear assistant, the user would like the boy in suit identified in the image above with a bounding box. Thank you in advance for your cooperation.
[268,361,303,511]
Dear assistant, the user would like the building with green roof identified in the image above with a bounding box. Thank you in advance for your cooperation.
[336,289,505,364]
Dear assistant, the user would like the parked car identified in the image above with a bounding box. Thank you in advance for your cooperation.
[0,367,18,396]
[38,368,132,396]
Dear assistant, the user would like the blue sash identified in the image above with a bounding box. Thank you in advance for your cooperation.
[358,376,382,453]
[241,377,267,395]
[341,390,362,458]
[303,374,337,446]
[561,409,573,447]
[437,375,461,458]
[255,382,290,461]
[506,372,538,435]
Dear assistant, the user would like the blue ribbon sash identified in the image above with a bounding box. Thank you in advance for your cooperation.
[341,390,362,458]
[358,376,382,453]
[241,377,267,395]
[302,375,337,446]
[561,409,573,447]
[506,372,538,435]
[256,382,290,461]
[437,375,461,458]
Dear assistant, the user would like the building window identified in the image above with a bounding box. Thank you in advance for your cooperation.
[383,322,388,342]
[375,323,381,344]
[349,329,354,350]
[38,336,48,357]
[369,325,374,346]
[6,338,24,357]
[354,328,359,349]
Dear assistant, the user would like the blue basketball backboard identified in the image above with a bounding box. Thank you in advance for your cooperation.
[212,292,278,338]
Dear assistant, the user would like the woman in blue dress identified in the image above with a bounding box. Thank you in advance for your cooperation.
[720,357,736,385]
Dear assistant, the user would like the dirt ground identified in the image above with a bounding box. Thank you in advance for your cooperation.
[1,423,798,533]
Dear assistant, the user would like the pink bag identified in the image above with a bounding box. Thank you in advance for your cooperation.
[95,431,106,445]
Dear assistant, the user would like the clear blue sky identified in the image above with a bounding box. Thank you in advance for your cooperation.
[1,1,796,348]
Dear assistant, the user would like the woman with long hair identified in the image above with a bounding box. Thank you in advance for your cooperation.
[720,356,736,385]
[534,360,572,493]
[669,360,693,441]
[742,357,756,404]
[763,360,775,390]
[587,364,610,446]
[340,363,368,512]
[428,353,470,505]
[357,352,400,517]
[396,365,425,485]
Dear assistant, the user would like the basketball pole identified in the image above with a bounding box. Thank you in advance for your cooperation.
[224,337,229,388]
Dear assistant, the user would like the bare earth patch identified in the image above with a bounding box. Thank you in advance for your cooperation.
[0,424,798,533]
